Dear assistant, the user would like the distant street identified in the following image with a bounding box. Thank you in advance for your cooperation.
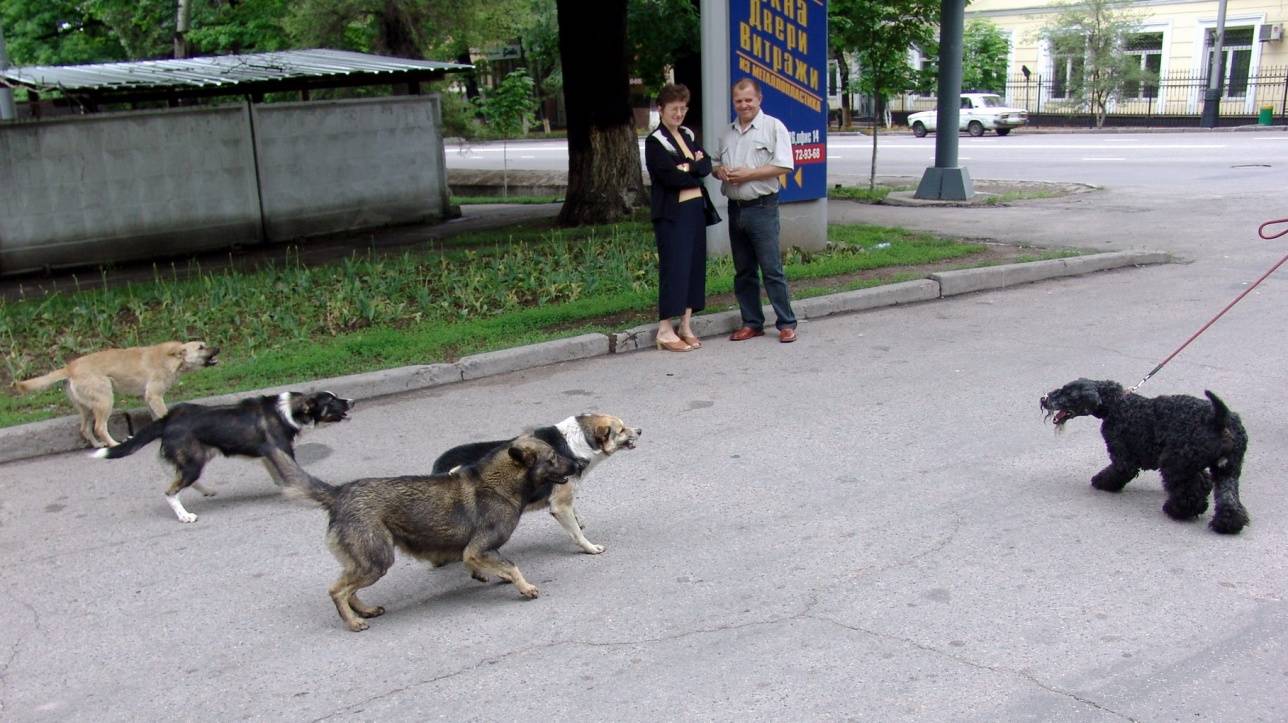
[445,129,1288,190]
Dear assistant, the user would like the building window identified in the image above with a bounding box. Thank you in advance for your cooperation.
[910,46,937,96]
[1123,32,1163,99]
[1205,27,1254,97]
[1052,52,1084,100]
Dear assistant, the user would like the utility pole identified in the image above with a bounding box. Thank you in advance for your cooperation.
[0,22,16,121]
[914,0,972,200]
[1200,0,1228,128]
[174,0,192,59]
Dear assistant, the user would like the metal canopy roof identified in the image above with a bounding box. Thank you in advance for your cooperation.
[0,48,472,95]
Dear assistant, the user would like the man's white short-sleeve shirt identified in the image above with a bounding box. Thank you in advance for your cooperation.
[716,110,794,201]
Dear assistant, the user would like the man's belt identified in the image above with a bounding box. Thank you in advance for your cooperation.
[727,192,779,208]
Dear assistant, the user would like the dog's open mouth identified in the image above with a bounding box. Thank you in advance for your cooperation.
[1051,409,1072,427]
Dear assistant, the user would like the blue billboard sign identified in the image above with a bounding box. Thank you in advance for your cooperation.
[728,0,828,202]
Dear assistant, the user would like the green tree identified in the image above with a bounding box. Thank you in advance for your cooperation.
[627,0,700,95]
[477,69,538,196]
[831,0,940,189]
[1,0,145,65]
[962,19,1010,93]
[283,0,533,60]
[2,0,297,65]
[1039,0,1146,128]
[515,0,561,131]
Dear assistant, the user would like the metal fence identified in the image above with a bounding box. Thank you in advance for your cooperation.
[890,66,1288,126]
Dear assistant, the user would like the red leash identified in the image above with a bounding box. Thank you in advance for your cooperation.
[1128,217,1288,393]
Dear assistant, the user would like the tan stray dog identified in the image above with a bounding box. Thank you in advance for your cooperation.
[16,341,220,448]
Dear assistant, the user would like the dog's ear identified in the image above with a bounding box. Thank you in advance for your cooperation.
[1093,380,1124,402]
[508,444,535,467]
[594,425,612,447]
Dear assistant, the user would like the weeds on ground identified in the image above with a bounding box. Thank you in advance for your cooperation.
[828,185,910,203]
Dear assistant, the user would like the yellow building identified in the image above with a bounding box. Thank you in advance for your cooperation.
[902,0,1288,120]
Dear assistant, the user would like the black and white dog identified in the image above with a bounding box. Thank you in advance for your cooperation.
[94,391,354,522]
[431,413,641,554]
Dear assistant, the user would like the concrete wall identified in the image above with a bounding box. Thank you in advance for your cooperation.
[0,95,451,275]
[0,105,261,274]
[253,95,450,241]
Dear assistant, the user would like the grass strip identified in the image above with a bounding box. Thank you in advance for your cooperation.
[1,219,990,428]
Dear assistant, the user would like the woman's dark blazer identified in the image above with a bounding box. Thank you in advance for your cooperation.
[644,125,713,223]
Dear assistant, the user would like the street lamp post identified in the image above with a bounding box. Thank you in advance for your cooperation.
[1200,0,1229,128]
[914,0,972,200]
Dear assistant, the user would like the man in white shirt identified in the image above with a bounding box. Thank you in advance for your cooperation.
[713,77,799,343]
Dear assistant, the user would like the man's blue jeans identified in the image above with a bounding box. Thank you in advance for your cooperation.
[727,198,797,331]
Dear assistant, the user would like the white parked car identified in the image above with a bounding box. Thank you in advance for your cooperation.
[908,93,1028,137]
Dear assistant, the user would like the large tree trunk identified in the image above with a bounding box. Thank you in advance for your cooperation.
[556,0,643,226]
[376,0,422,59]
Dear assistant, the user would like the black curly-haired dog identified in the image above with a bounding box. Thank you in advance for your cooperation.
[1040,379,1249,534]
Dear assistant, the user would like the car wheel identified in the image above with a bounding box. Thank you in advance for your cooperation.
[967,121,985,137]
[996,128,1011,136]
[912,122,927,138]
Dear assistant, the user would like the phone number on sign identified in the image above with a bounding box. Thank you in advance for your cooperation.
[793,143,825,164]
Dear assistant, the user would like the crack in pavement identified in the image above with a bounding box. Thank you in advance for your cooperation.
[0,590,44,717]
[810,614,1138,722]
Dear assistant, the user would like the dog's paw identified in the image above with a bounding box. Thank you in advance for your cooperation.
[346,620,370,632]
[1209,508,1249,535]
[581,543,606,555]
[177,512,198,523]
[356,606,385,619]
[471,571,489,583]
[1162,499,1204,521]
[517,583,540,599]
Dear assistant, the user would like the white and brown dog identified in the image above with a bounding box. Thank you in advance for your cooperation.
[16,341,220,448]
[431,413,641,554]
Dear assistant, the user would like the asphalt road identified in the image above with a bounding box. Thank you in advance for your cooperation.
[2,146,1287,720]
[445,129,1288,189]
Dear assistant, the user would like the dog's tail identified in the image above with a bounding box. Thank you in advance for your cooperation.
[91,418,166,459]
[1205,390,1232,429]
[264,447,337,509]
[15,367,69,394]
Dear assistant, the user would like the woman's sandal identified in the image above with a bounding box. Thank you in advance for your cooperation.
[678,334,702,349]
[656,337,693,352]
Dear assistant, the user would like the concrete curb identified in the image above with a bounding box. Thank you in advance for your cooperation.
[0,250,1171,464]
[931,251,1171,296]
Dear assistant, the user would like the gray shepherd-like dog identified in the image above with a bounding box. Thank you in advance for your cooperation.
[266,437,580,632]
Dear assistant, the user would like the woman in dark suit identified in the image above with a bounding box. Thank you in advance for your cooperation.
[645,83,713,352]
